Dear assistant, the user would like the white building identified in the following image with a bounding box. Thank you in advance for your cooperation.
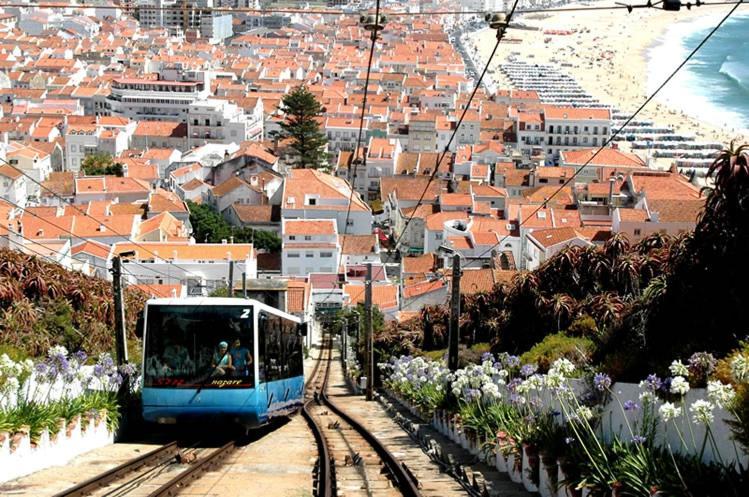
[187,99,262,148]
[111,241,257,295]
[64,118,136,172]
[282,168,373,236]
[281,219,340,276]
[107,75,211,122]
[0,165,27,208]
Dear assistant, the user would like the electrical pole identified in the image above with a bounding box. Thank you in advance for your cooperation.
[227,260,234,296]
[448,253,461,372]
[365,263,374,401]
[111,255,128,367]
[242,271,247,298]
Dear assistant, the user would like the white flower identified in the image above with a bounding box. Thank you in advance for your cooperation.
[576,406,594,421]
[550,358,575,376]
[731,354,749,383]
[689,399,715,424]
[706,380,736,409]
[670,376,690,396]
[639,390,656,403]
[669,360,689,377]
[659,402,682,422]
[481,382,502,401]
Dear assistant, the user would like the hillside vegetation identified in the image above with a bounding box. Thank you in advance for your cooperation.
[0,248,148,358]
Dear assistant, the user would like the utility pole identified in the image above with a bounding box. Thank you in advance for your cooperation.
[242,271,247,298]
[364,263,374,401]
[227,260,234,296]
[448,253,461,372]
[111,255,128,367]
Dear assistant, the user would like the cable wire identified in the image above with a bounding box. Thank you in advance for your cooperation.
[392,0,521,252]
[0,1,737,16]
[319,1,381,305]
[470,0,743,265]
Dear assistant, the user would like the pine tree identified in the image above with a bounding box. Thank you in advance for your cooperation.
[278,85,328,169]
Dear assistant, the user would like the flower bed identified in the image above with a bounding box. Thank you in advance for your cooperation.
[381,353,749,496]
[0,346,137,483]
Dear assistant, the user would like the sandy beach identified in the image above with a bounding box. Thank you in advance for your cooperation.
[467,0,749,150]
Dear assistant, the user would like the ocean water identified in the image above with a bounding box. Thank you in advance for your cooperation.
[648,13,749,133]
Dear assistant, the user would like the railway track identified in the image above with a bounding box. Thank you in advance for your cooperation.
[304,337,422,497]
[51,344,327,497]
[51,439,238,497]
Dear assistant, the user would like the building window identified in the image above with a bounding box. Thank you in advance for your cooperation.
[287,253,300,258]
[289,235,296,240]
[305,252,314,258]
[320,252,333,258]
[634,229,642,236]
[304,235,312,241]
[308,198,316,206]
[602,127,608,135]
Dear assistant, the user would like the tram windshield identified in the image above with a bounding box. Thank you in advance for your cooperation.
[144,305,254,389]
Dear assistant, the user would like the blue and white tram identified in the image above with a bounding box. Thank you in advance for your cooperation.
[140,298,306,426]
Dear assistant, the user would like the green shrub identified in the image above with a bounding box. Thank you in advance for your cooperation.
[566,315,599,337]
[520,332,594,372]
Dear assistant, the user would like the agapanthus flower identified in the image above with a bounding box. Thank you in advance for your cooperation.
[551,358,575,376]
[593,372,612,392]
[670,376,690,396]
[631,435,647,444]
[689,399,714,424]
[520,363,537,378]
[575,406,594,421]
[47,345,69,361]
[669,360,689,377]
[640,374,663,393]
[687,352,716,382]
[623,400,640,411]
[706,380,735,409]
[658,402,681,422]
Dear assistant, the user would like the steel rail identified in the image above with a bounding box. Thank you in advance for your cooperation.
[146,441,237,497]
[301,339,334,497]
[318,338,422,497]
[52,441,180,497]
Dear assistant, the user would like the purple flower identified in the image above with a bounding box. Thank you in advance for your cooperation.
[109,373,123,388]
[93,364,105,378]
[631,435,647,444]
[623,400,640,411]
[73,350,88,364]
[660,377,672,394]
[481,352,493,362]
[507,378,522,393]
[594,372,612,392]
[688,352,716,383]
[520,364,538,378]
[119,363,137,377]
[35,361,48,376]
[505,355,520,368]
[643,374,662,392]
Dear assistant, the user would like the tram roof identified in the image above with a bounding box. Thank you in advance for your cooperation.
[145,297,302,323]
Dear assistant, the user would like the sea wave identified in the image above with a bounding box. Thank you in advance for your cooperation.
[648,13,749,132]
[718,59,749,93]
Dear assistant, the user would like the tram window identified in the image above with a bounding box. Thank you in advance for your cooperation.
[259,311,302,380]
[143,305,254,389]
[260,311,284,381]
